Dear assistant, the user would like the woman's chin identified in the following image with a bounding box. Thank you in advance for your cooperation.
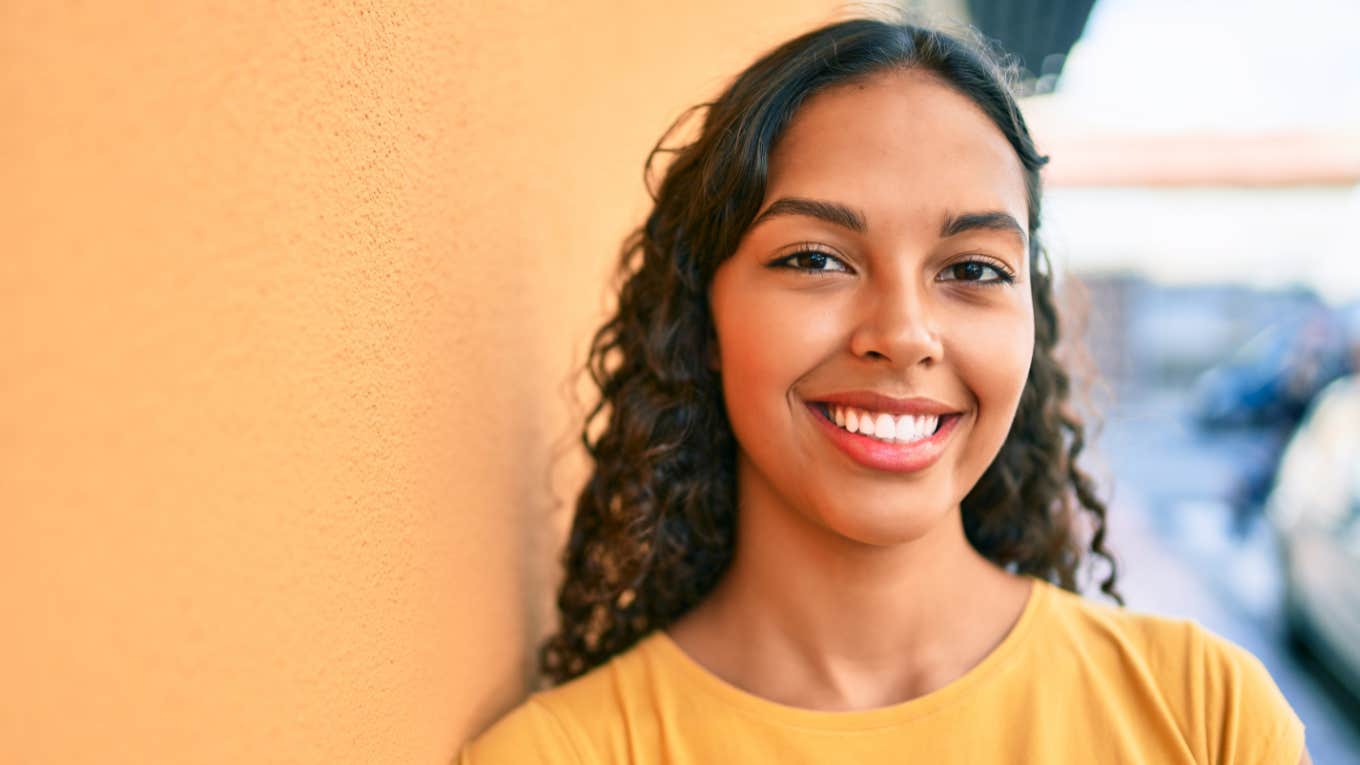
[809,500,956,548]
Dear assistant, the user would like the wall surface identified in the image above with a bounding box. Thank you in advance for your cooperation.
[1,1,838,762]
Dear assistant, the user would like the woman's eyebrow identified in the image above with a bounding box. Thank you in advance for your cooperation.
[752,197,1028,250]
[751,197,866,234]
[941,210,1028,248]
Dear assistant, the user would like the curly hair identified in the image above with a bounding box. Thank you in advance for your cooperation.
[538,16,1122,689]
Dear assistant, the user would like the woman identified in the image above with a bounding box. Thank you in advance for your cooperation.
[461,16,1309,764]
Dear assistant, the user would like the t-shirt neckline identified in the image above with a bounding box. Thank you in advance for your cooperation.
[644,574,1050,732]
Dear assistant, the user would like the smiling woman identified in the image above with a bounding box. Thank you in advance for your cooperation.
[708,69,1037,549]
[460,14,1310,765]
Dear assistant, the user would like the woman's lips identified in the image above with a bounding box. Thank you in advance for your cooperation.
[804,401,962,473]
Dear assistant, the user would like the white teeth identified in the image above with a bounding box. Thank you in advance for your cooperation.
[896,415,917,441]
[824,405,942,444]
[875,413,895,440]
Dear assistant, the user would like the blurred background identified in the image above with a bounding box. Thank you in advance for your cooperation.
[948,0,1360,758]
[3,0,1355,762]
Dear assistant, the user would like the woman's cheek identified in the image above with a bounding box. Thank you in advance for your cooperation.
[985,310,1034,395]
[950,303,1034,441]
[718,290,799,390]
[715,286,839,438]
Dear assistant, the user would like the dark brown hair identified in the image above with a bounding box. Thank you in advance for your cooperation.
[539,16,1121,688]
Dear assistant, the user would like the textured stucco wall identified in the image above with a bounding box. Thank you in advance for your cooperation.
[1,1,837,761]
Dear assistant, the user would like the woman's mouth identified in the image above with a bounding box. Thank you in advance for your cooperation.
[812,402,946,444]
[805,401,964,473]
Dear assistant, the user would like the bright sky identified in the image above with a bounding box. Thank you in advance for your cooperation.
[1031,0,1360,302]
[1060,0,1360,133]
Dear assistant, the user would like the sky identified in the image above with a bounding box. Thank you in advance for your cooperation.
[1032,0,1360,302]
[1059,0,1360,134]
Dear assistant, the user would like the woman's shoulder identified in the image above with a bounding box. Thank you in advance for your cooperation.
[1037,580,1274,676]
[1033,580,1306,763]
[458,636,658,765]
[458,694,586,765]
[1162,618,1306,764]
[1037,579,1207,654]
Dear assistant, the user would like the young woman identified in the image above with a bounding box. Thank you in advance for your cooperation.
[462,16,1309,764]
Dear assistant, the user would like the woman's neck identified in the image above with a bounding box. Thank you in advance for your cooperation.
[663,468,1032,711]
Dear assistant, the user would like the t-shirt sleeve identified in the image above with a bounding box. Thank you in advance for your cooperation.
[1194,626,1306,764]
[458,697,587,765]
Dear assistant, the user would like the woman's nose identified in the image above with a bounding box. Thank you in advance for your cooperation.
[848,278,944,367]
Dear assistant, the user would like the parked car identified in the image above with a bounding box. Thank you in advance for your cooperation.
[1196,308,1355,534]
[1266,373,1360,698]
[1191,310,1350,431]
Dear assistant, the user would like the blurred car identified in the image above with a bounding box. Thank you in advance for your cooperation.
[1265,374,1360,697]
[1191,310,1349,431]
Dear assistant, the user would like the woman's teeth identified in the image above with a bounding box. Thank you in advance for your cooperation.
[827,405,941,444]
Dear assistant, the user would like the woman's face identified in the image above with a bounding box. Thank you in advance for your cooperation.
[708,69,1034,546]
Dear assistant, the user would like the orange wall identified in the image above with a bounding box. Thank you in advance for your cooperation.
[1,2,837,761]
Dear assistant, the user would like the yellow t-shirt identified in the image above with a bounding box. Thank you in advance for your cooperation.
[460,577,1305,763]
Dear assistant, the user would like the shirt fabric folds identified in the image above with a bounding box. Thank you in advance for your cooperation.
[460,576,1305,763]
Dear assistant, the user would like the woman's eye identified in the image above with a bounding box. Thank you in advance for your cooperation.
[773,249,851,274]
[938,259,1015,286]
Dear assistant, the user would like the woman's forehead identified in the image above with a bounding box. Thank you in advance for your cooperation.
[764,70,1029,231]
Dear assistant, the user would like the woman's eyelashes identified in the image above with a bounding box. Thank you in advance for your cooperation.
[938,258,1016,286]
[769,247,852,274]
[768,247,1016,286]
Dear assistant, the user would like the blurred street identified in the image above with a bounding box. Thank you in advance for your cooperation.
[1099,387,1360,762]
